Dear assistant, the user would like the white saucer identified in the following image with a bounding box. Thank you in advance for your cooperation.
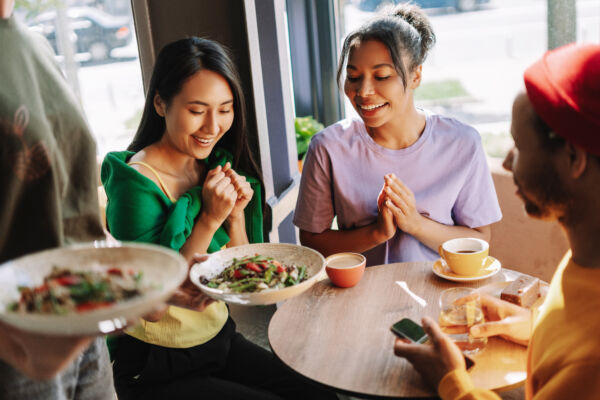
[432,256,501,282]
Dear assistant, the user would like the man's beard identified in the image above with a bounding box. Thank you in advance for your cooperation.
[516,164,570,220]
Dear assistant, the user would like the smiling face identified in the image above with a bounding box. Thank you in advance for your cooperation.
[503,92,569,220]
[343,40,420,130]
[154,68,234,160]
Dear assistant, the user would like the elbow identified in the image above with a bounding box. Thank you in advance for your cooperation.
[474,225,492,243]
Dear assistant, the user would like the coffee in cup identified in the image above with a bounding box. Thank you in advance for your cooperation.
[325,252,366,288]
[438,238,489,276]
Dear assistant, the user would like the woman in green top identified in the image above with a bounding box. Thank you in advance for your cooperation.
[102,38,335,400]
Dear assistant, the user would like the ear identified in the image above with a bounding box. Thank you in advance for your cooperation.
[153,93,166,117]
[409,65,422,90]
[566,142,588,179]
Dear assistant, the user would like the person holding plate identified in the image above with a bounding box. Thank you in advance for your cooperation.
[294,4,501,265]
[0,0,114,398]
[102,37,335,400]
[394,43,600,399]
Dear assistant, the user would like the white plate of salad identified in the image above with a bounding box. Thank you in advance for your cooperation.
[189,243,325,305]
[0,241,187,335]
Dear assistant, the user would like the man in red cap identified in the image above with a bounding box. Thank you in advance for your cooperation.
[393,43,600,399]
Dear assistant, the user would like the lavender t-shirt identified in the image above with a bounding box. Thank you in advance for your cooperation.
[293,114,502,266]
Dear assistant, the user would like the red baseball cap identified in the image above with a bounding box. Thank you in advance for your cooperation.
[524,43,600,156]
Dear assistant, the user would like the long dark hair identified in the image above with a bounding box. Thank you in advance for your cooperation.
[128,37,261,180]
[336,3,436,89]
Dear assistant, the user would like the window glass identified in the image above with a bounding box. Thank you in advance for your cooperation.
[341,0,599,157]
[15,0,145,157]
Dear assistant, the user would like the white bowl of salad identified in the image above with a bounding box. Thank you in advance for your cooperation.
[0,241,187,335]
[189,243,325,305]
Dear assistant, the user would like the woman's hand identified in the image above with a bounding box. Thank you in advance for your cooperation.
[200,164,238,227]
[468,293,532,346]
[375,199,397,243]
[0,322,93,381]
[383,174,424,236]
[223,163,253,220]
[393,316,466,389]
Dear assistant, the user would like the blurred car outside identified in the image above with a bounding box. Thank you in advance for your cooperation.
[357,0,490,12]
[27,7,133,62]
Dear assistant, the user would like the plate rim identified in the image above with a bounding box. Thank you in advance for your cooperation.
[189,243,326,305]
[0,240,188,335]
[432,256,501,282]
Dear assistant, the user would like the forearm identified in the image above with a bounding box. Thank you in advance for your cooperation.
[300,225,387,258]
[180,213,220,262]
[411,217,491,253]
[225,214,249,247]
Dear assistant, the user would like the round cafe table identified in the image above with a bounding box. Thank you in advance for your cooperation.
[268,261,536,399]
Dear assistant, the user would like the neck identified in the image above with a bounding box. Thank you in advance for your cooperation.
[147,138,200,177]
[366,106,425,149]
[560,196,600,267]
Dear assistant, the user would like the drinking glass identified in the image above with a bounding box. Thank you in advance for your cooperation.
[439,287,487,354]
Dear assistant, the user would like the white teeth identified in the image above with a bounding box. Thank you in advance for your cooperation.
[194,136,213,144]
[360,103,385,111]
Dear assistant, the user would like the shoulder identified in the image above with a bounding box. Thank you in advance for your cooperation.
[426,113,482,151]
[101,150,141,188]
[309,117,364,150]
[13,20,60,64]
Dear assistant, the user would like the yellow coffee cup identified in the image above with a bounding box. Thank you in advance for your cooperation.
[438,238,489,276]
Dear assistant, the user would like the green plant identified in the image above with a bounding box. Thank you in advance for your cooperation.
[295,116,324,161]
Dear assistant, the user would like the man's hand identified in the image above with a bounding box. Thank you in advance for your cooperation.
[393,316,466,389]
[468,293,532,346]
[0,321,93,381]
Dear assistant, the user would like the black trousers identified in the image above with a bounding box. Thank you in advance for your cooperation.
[112,317,337,400]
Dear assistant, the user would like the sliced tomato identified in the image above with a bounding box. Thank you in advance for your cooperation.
[107,268,123,276]
[245,262,262,273]
[55,276,80,286]
[233,269,245,279]
[276,265,285,273]
[76,301,114,312]
[34,284,49,294]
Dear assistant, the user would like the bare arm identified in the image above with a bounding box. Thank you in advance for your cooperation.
[0,322,94,380]
[410,219,491,253]
[179,165,237,261]
[383,173,491,252]
[223,165,252,247]
[299,200,397,257]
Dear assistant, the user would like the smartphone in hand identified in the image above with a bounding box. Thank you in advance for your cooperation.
[391,318,429,344]
[391,318,475,370]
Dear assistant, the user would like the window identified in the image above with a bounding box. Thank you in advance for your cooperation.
[15,0,145,157]
[340,0,600,157]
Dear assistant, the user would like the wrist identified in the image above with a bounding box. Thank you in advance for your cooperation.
[226,212,245,226]
[371,223,391,244]
[197,211,222,233]
[407,214,426,237]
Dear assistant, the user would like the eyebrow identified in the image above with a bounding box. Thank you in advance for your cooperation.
[346,63,394,70]
[187,99,234,106]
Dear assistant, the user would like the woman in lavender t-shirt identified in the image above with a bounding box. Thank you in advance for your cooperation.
[293,4,501,266]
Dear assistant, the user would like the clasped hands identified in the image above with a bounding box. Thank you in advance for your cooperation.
[201,162,253,227]
[376,173,423,240]
[393,293,532,390]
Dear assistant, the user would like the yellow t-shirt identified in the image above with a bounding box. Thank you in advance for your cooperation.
[438,251,600,400]
[127,302,229,348]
